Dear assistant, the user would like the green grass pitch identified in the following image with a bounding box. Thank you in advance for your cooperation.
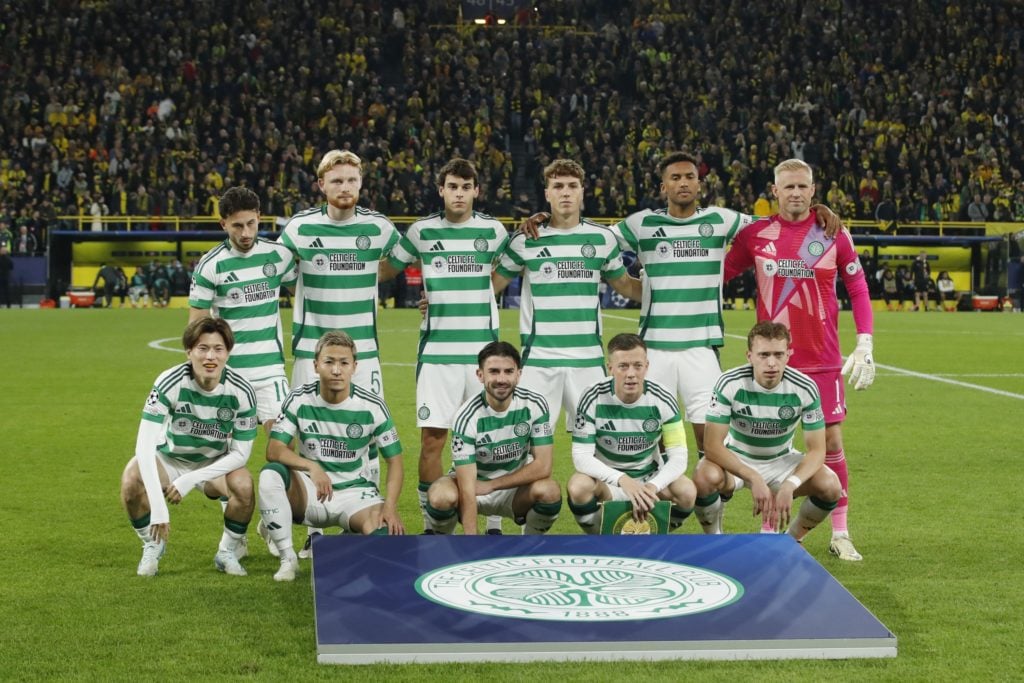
[0,306,1021,680]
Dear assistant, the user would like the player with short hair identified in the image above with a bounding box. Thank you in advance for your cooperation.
[519,152,839,466]
[567,333,696,533]
[718,158,874,560]
[425,341,561,535]
[279,150,398,397]
[120,317,259,577]
[257,330,404,582]
[279,150,399,554]
[493,159,641,432]
[189,186,297,432]
[698,322,841,541]
[380,158,509,534]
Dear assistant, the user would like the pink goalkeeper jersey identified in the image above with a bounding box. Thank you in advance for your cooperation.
[724,213,873,373]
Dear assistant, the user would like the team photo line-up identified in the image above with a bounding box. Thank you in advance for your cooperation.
[120,150,877,581]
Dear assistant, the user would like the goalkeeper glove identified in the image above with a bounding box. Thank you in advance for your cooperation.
[841,333,875,390]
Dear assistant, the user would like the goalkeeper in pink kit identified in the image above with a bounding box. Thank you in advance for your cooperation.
[701,158,874,561]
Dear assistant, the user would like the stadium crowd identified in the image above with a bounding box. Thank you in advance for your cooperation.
[2,0,1024,255]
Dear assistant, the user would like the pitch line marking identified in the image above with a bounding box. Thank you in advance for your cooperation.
[601,315,1024,401]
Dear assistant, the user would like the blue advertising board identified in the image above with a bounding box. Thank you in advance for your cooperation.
[313,533,895,664]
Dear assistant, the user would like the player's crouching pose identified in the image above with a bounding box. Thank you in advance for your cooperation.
[120,317,259,577]
[696,322,841,541]
[426,341,562,535]
[567,334,696,533]
[257,331,404,582]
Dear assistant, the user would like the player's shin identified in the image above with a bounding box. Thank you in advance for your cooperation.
[425,503,458,534]
[694,493,724,534]
[787,496,837,540]
[130,513,154,543]
[523,500,562,535]
[258,465,297,558]
[568,497,601,535]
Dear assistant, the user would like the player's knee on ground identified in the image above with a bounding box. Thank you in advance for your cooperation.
[566,472,598,504]
[530,478,562,505]
[427,478,458,510]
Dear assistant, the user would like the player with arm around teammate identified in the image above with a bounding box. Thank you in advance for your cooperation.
[491,159,642,433]
[425,341,562,535]
[719,158,874,560]
[567,333,696,534]
[698,322,841,542]
[120,317,259,577]
[257,330,404,582]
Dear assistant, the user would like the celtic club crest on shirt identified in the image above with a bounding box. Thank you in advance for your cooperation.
[356,235,371,250]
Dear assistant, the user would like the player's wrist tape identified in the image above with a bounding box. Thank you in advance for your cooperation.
[785,475,802,489]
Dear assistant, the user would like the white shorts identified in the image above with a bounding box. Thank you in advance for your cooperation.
[416,363,480,428]
[298,473,383,532]
[155,454,222,494]
[250,375,290,424]
[737,451,804,491]
[520,364,605,429]
[646,347,721,424]
[473,486,519,519]
[291,356,384,397]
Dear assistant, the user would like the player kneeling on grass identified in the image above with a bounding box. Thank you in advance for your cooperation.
[258,331,404,582]
[121,317,259,577]
[695,322,841,541]
[426,341,561,535]
[567,333,696,533]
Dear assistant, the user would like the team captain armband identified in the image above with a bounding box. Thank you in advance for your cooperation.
[662,418,685,449]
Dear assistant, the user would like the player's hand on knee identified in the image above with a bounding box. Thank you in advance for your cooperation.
[517,212,550,239]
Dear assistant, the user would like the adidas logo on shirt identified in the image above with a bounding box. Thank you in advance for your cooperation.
[652,228,667,238]
[307,422,321,433]
[310,238,325,249]
[762,242,777,256]
[537,247,552,258]
[599,420,616,431]
[736,406,753,417]
[429,241,446,251]
[224,272,240,283]
[178,404,193,414]
[478,433,492,444]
